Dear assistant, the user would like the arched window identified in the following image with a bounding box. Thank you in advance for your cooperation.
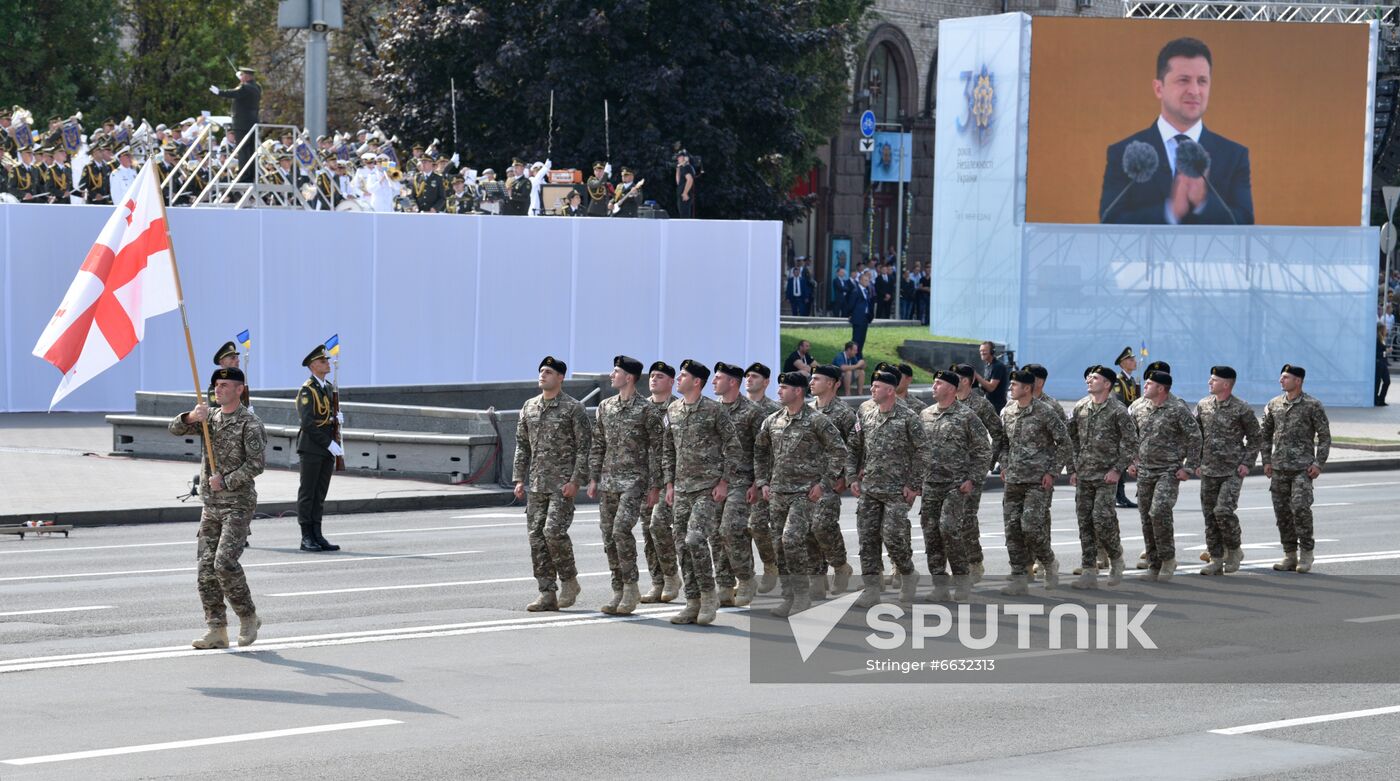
[866,44,903,123]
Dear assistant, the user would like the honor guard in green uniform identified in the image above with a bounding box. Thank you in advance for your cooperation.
[585,161,613,216]
[48,147,74,204]
[209,341,252,408]
[1112,346,1140,509]
[296,345,343,553]
[82,141,112,205]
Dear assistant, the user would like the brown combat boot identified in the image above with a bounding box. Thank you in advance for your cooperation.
[898,569,919,604]
[1296,549,1314,573]
[237,614,262,647]
[696,589,719,625]
[1273,551,1298,572]
[527,591,559,612]
[557,578,581,609]
[832,562,853,593]
[717,585,736,607]
[192,626,229,649]
[1107,557,1125,586]
[615,583,640,615]
[758,563,779,594]
[660,574,681,603]
[670,598,701,624]
[600,588,623,615]
[734,578,756,607]
[1223,547,1244,573]
[639,581,664,604]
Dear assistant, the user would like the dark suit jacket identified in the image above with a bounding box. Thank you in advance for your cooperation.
[847,285,875,326]
[1100,123,1253,225]
[831,276,853,315]
[296,378,336,455]
[219,80,262,134]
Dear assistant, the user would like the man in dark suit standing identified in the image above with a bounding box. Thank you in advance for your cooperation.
[211,67,262,182]
[296,345,342,553]
[830,266,853,318]
[874,262,895,319]
[785,260,814,316]
[1099,38,1253,226]
[847,271,876,356]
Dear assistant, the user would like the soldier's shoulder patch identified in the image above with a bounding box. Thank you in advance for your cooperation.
[662,414,670,428]
[299,395,308,405]
[853,418,862,432]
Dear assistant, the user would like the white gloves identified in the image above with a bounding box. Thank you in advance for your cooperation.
[336,412,344,425]
[450,153,460,167]
[328,441,344,457]
[209,85,220,95]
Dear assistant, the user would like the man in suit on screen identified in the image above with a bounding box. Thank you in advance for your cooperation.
[1099,37,1254,226]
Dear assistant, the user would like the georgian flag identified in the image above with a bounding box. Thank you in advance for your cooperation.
[32,161,178,408]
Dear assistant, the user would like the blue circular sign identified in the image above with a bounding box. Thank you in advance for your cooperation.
[859,110,876,138]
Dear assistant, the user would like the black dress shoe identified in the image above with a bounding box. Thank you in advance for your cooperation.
[299,535,324,552]
[312,522,340,552]
[1115,498,1137,508]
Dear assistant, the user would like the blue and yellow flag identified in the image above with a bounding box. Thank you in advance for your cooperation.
[1140,341,1148,358]
[237,329,251,349]
[325,333,340,357]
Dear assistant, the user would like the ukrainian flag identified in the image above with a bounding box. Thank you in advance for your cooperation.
[237,329,251,350]
[1140,341,1148,358]
[325,333,340,357]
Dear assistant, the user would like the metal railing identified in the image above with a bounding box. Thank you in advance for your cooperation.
[167,123,313,210]
[1124,1,1397,25]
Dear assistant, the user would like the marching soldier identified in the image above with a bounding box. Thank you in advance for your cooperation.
[754,372,847,618]
[1130,359,1171,569]
[1112,347,1141,508]
[663,360,743,626]
[296,345,343,554]
[918,370,992,602]
[504,158,531,216]
[711,362,764,607]
[1127,369,1201,582]
[1194,365,1261,576]
[744,362,782,592]
[586,355,663,616]
[585,161,613,216]
[807,364,859,599]
[1260,364,1331,574]
[513,356,592,611]
[1066,365,1137,589]
[893,363,927,412]
[168,366,265,649]
[612,167,642,217]
[999,369,1071,595]
[412,155,446,213]
[640,361,682,603]
[850,369,932,606]
[952,364,1004,582]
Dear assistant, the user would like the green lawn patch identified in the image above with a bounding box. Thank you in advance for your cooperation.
[779,326,977,384]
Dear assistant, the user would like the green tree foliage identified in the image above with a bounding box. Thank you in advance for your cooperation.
[0,0,121,121]
[369,0,869,221]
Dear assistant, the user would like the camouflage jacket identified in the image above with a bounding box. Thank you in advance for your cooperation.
[1194,394,1262,477]
[720,396,765,485]
[169,405,266,507]
[513,393,592,491]
[810,395,861,482]
[750,395,781,418]
[1130,394,1202,474]
[959,393,1006,469]
[920,401,992,485]
[663,395,742,492]
[755,404,847,494]
[1259,392,1331,471]
[855,400,933,495]
[898,392,928,414]
[589,392,663,492]
[1067,396,1138,481]
[1000,399,1072,484]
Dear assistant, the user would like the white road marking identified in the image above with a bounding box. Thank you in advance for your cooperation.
[0,605,114,618]
[268,570,613,598]
[1346,613,1400,624]
[0,549,484,583]
[333,522,523,536]
[0,719,403,766]
[451,509,598,519]
[1237,502,1351,511]
[0,541,192,555]
[1317,481,1400,491]
[1209,705,1400,735]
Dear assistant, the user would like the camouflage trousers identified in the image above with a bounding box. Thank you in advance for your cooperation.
[1003,482,1055,576]
[963,482,987,565]
[1200,474,1244,557]
[673,488,719,599]
[642,499,678,586]
[714,480,755,586]
[749,498,778,567]
[920,482,971,577]
[196,504,256,627]
[526,490,578,592]
[770,491,816,597]
[1136,472,1181,566]
[807,490,849,576]
[856,492,915,586]
[599,486,645,590]
[1074,477,1124,568]
[1269,470,1315,552]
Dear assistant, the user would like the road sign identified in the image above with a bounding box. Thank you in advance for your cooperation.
[858,137,874,154]
[1385,186,1400,221]
[1383,222,1398,254]
[859,110,876,138]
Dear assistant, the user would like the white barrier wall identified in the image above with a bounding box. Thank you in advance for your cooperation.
[0,204,781,412]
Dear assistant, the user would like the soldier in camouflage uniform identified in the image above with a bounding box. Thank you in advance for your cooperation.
[1260,364,1331,574]
[1067,365,1138,589]
[711,362,764,607]
[513,356,592,612]
[999,369,1071,595]
[918,370,992,602]
[640,361,682,603]
[850,369,933,607]
[871,362,923,590]
[745,362,782,592]
[1129,360,1172,568]
[755,372,848,618]
[664,360,743,626]
[587,356,663,615]
[1127,369,1202,582]
[1024,363,1068,582]
[894,363,928,413]
[1194,365,1261,576]
[954,363,1004,582]
[168,367,265,649]
[807,364,860,599]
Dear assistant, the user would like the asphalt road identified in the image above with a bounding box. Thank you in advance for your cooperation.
[2,474,1398,779]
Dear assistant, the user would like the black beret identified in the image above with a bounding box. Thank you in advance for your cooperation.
[1143,361,1171,376]
[613,355,643,378]
[302,344,328,367]
[649,361,676,379]
[211,367,245,384]
[1084,364,1117,382]
[1147,370,1173,388]
[715,361,744,380]
[777,371,809,390]
[873,361,894,376]
[212,340,237,365]
[744,362,771,379]
[1211,365,1237,380]
[1281,364,1305,379]
[897,363,915,378]
[812,364,842,381]
[539,355,567,375]
[933,370,960,386]
[1115,346,1135,366]
[1010,369,1036,385]
[951,363,976,380]
[1023,363,1048,381]
[679,359,710,381]
[872,370,901,387]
